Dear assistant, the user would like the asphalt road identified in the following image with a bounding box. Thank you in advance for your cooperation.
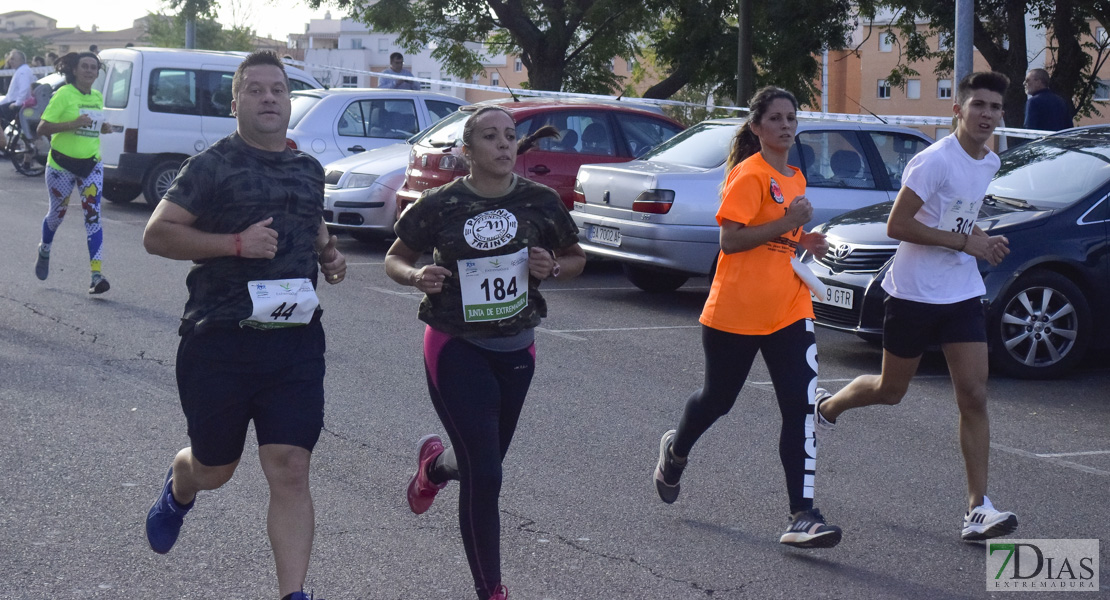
[0,163,1106,600]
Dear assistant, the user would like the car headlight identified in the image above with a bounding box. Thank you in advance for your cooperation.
[344,173,380,189]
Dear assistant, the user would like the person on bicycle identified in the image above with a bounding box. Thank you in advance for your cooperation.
[0,49,35,154]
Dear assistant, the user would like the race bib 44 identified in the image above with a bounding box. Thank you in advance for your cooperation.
[241,278,320,330]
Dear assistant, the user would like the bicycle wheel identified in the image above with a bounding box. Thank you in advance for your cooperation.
[10,134,45,177]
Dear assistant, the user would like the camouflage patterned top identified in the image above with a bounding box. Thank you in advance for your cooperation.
[163,133,325,332]
[394,175,579,338]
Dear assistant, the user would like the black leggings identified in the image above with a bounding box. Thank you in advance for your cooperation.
[423,327,535,600]
[672,320,819,514]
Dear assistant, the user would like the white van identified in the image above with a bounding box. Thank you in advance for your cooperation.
[94,48,322,205]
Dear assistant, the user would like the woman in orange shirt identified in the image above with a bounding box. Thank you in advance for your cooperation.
[652,87,840,548]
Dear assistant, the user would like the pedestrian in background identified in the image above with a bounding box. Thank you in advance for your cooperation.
[1022,68,1072,132]
[378,52,419,91]
[652,86,840,549]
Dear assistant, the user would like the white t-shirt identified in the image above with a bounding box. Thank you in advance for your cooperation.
[1,64,34,108]
[881,133,1000,304]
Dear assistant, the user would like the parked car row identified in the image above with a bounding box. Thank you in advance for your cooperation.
[570,117,933,291]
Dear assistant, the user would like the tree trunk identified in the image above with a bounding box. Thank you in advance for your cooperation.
[972,0,1028,127]
[1050,0,1084,114]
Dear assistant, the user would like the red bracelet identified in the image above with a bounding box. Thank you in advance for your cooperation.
[234,233,242,257]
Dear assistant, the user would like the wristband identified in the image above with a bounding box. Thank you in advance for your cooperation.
[234,233,242,257]
[960,233,969,252]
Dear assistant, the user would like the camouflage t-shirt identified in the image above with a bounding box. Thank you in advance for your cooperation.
[163,133,325,331]
[394,176,579,338]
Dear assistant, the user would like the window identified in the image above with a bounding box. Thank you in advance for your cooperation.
[608,60,615,72]
[868,132,930,190]
[203,72,234,118]
[426,100,464,122]
[877,79,891,99]
[417,72,432,91]
[378,39,389,53]
[615,114,685,157]
[439,78,452,91]
[341,75,358,88]
[879,31,894,52]
[1095,80,1110,102]
[797,130,876,190]
[938,79,953,99]
[149,69,199,115]
[514,58,522,72]
[103,60,133,109]
[935,127,951,139]
[937,31,952,50]
[1098,27,1108,45]
[627,57,636,72]
[907,79,921,99]
[491,72,500,87]
[350,38,363,49]
[338,99,419,139]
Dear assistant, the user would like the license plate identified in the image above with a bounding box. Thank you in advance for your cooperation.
[588,224,621,247]
[814,284,853,309]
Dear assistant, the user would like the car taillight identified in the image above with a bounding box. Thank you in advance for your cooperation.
[573,178,586,204]
[124,128,137,154]
[440,154,458,170]
[285,138,297,150]
[632,189,675,214]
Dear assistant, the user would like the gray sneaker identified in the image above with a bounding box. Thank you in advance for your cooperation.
[814,388,835,433]
[35,245,49,281]
[653,429,686,503]
[89,273,110,295]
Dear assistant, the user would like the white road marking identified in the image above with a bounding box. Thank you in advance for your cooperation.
[550,325,699,333]
[1035,450,1110,458]
[536,327,587,341]
[992,443,1110,476]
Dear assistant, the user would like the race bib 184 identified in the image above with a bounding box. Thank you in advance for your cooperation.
[458,248,529,322]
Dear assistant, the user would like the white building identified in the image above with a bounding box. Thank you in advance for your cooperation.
[287,12,506,100]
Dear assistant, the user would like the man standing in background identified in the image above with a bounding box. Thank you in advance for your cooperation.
[378,52,419,91]
[1023,68,1073,132]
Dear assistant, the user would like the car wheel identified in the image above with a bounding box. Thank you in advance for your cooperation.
[104,183,140,203]
[623,264,689,293]
[989,270,1092,379]
[143,160,181,206]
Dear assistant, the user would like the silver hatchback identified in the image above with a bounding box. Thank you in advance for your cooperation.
[571,118,932,291]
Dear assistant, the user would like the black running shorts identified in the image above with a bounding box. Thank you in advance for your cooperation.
[175,319,326,466]
[882,296,987,359]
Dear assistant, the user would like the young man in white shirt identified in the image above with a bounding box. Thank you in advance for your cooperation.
[814,71,1019,542]
[0,49,35,152]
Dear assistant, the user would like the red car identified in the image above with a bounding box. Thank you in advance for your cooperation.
[396,98,685,211]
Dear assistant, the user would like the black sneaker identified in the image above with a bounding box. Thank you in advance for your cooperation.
[653,429,686,503]
[89,273,110,295]
[779,508,842,548]
[146,466,194,554]
[35,245,49,281]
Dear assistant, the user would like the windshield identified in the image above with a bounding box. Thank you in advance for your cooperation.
[988,134,1110,209]
[288,94,322,128]
[639,121,740,168]
[418,109,473,148]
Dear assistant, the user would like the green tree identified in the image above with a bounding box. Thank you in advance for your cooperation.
[144,12,255,51]
[1,35,53,67]
[640,0,855,106]
[321,0,648,94]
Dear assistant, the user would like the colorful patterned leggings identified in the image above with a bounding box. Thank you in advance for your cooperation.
[42,162,105,273]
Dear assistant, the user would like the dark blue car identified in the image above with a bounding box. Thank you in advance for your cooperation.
[801,125,1110,379]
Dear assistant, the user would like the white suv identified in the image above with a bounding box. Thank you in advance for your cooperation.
[94,48,321,206]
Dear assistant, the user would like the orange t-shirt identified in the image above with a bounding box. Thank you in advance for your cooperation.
[700,153,814,335]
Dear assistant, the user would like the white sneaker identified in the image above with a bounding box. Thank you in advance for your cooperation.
[962,496,1018,541]
[814,388,835,433]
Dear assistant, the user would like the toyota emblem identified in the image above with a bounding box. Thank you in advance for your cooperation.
[833,243,851,260]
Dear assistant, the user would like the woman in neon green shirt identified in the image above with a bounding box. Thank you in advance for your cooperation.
[35,51,118,294]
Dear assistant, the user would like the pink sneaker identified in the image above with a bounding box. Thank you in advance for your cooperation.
[407,434,447,514]
[488,584,508,600]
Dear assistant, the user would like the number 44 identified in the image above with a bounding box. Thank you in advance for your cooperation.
[271,302,298,320]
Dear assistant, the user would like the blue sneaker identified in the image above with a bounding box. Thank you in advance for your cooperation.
[146,466,193,554]
[282,592,323,600]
